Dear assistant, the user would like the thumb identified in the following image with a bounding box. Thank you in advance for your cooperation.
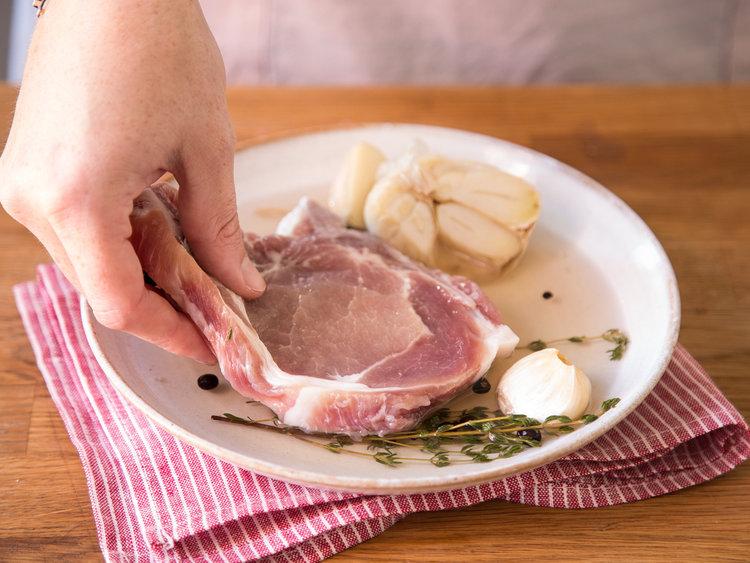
[175,134,265,299]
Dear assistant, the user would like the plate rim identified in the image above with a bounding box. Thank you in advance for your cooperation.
[82,123,681,494]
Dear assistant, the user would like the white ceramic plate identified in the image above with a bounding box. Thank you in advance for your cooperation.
[82,124,680,494]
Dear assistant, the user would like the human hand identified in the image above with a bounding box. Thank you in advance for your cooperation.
[0,0,265,363]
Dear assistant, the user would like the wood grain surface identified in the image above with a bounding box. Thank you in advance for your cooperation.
[0,84,748,561]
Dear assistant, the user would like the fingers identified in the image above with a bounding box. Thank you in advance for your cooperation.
[175,126,266,299]
[49,204,215,364]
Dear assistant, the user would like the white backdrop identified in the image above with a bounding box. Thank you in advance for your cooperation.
[4,0,750,84]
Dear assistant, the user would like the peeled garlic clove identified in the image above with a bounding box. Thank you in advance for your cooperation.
[328,142,385,229]
[436,202,521,266]
[364,176,436,264]
[497,348,592,420]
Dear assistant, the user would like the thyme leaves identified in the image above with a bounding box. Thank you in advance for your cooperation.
[521,329,629,361]
[212,398,620,468]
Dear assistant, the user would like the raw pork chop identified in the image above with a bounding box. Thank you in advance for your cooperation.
[129,184,518,436]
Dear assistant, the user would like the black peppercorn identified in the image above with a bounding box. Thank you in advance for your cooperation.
[472,377,491,394]
[516,428,542,442]
[197,373,219,390]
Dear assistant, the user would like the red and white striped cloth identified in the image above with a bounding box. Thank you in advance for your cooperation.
[14,264,750,562]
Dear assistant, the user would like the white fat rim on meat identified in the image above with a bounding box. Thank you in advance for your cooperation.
[281,383,434,432]
[275,198,311,236]
[279,386,328,428]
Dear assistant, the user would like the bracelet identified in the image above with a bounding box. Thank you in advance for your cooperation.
[32,0,49,17]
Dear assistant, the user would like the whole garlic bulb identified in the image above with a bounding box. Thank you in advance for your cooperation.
[363,144,540,279]
[496,348,592,420]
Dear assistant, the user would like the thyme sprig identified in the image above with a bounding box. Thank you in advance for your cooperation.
[212,398,620,468]
[522,328,629,361]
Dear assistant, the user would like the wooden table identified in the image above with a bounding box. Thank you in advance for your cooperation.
[1,84,749,561]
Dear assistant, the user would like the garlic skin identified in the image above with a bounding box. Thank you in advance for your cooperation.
[496,348,592,421]
[363,144,540,279]
[328,142,386,229]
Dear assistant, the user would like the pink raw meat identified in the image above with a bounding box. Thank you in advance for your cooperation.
[129,184,518,436]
